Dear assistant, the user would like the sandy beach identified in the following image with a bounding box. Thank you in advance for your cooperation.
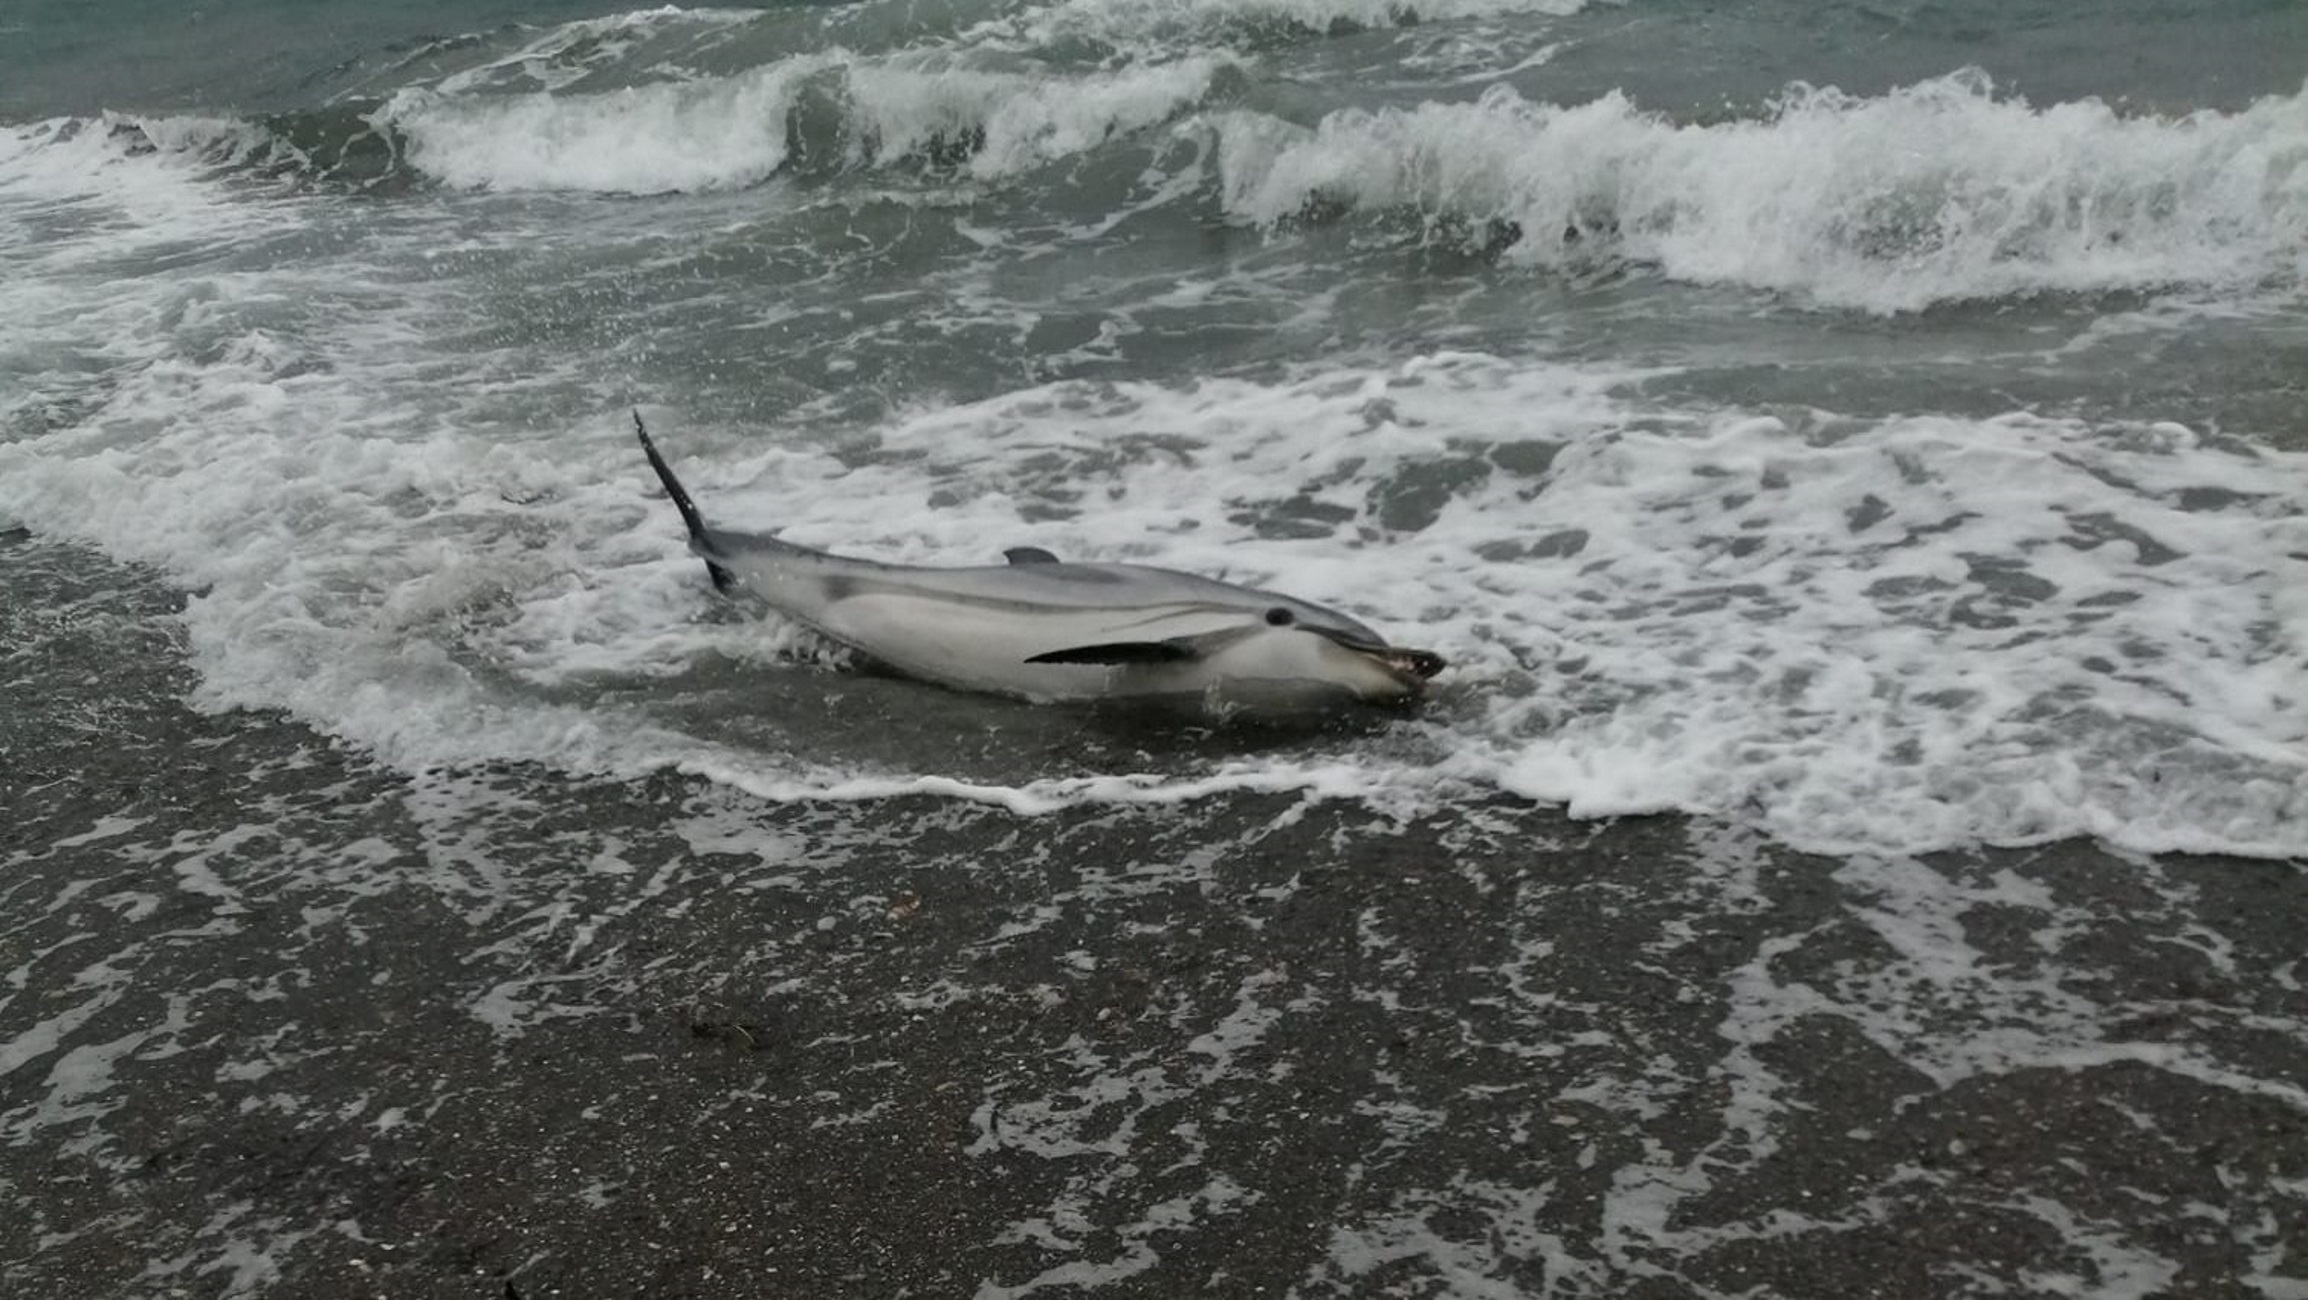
[7,537,2303,1298]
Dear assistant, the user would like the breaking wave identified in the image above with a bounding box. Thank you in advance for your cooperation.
[1216,70,2308,310]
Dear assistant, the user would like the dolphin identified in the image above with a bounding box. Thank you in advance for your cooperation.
[634,413,1446,712]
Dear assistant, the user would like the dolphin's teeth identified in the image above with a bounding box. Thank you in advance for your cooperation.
[1385,648,1448,681]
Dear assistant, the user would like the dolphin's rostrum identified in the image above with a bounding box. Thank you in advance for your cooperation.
[635,412,1446,713]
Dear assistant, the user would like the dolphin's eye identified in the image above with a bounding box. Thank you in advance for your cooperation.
[1265,607,1295,626]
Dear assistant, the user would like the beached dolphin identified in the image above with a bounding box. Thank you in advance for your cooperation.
[635,413,1446,712]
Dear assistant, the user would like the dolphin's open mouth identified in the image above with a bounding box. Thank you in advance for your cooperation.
[1311,628,1447,688]
[1377,647,1448,683]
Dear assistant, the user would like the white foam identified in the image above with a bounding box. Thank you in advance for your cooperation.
[960,0,1594,56]
[639,360,2308,856]
[7,315,2306,857]
[568,361,2307,857]
[1212,71,2308,310]
[0,115,280,272]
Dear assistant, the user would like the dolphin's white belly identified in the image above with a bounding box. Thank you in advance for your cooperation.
[817,592,1121,700]
[814,592,1364,706]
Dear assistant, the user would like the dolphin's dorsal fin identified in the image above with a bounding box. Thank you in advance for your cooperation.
[635,410,737,594]
[1024,640,1197,666]
[1005,546,1061,565]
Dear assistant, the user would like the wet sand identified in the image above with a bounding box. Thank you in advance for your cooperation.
[4,547,2305,1298]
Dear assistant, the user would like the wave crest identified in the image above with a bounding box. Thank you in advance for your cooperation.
[373,52,1236,193]
[1215,71,2308,310]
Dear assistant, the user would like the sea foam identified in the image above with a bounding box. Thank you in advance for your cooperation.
[6,306,2305,857]
[959,0,1593,56]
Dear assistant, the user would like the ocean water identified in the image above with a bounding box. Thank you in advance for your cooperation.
[4,1,2307,1295]
[4,0,2305,856]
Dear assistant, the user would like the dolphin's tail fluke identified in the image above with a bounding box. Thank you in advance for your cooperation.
[634,409,737,594]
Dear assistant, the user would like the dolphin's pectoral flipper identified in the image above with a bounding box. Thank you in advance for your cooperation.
[1024,640,1200,665]
[634,409,737,594]
[1005,547,1060,565]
